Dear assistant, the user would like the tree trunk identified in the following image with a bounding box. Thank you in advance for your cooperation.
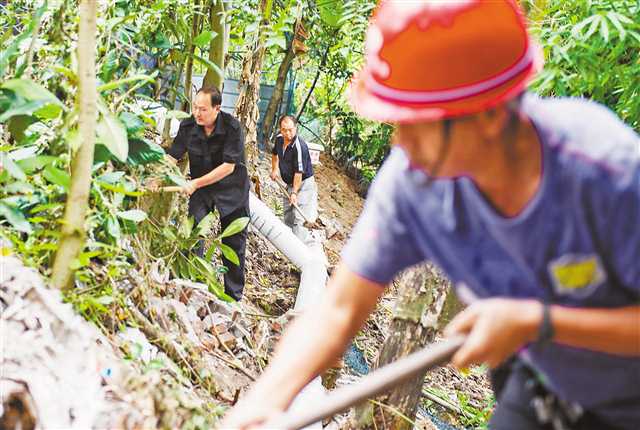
[296,45,328,123]
[182,0,202,111]
[203,0,225,90]
[350,264,452,429]
[51,0,97,291]
[234,0,273,171]
[260,33,296,149]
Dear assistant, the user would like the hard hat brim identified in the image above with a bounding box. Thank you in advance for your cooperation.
[348,43,543,124]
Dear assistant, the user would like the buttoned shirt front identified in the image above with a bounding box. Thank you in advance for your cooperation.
[167,111,250,216]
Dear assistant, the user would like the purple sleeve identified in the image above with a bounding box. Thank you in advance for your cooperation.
[605,166,640,296]
[341,164,422,285]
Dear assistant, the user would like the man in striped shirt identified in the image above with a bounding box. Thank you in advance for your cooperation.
[270,115,318,243]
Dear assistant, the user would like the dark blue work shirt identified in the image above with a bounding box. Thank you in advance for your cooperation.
[272,134,314,185]
[167,112,250,216]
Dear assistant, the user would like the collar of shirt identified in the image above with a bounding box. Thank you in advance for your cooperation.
[282,135,298,152]
[191,112,226,140]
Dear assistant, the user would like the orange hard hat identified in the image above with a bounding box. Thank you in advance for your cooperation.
[349,0,542,123]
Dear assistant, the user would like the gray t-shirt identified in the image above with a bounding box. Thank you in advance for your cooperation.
[342,95,640,428]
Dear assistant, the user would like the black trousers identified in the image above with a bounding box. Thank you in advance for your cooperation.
[489,359,620,430]
[188,193,248,301]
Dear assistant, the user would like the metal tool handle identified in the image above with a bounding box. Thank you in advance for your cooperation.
[273,179,313,225]
[263,335,466,430]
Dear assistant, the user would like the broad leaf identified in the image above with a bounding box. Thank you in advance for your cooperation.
[127,138,165,166]
[116,209,148,223]
[1,79,64,107]
[96,181,143,196]
[97,74,155,92]
[6,181,35,194]
[192,54,224,81]
[218,242,239,265]
[7,145,38,161]
[167,173,189,187]
[0,99,48,122]
[179,216,194,239]
[7,115,37,142]
[97,171,125,184]
[219,217,249,239]
[0,201,32,233]
[43,165,71,190]
[106,215,121,240]
[194,30,217,48]
[0,153,26,181]
[119,112,146,138]
[17,155,58,173]
[166,110,191,120]
[318,0,343,27]
[150,32,172,49]
[66,128,82,152]
[97,111,129,162]
[196,212,217,237]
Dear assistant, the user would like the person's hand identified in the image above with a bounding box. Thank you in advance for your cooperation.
[218,395,287,429]
[270,170,279,181]
[289,192,298,206]
[145,177,162,192]
[444,298,542,369]
[181,180,198,196]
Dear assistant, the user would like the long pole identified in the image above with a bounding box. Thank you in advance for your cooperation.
[264,335,465,430]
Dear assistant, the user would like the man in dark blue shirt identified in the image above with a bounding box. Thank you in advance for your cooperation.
[270,115,318,243]
[166,87,250,301]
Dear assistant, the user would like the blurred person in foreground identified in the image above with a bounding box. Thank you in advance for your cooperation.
[222,1,640,428]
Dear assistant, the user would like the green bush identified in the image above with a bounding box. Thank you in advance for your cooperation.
[526,0,640,131]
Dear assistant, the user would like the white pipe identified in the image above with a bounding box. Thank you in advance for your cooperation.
[249,193,327,310]
[249,193,312,270]
[249,193,327,429]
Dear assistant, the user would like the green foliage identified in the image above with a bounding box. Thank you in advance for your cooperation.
[456,391,495,429]
[525,0,640,130]
[141,212,249,302]
[330,109,392,184]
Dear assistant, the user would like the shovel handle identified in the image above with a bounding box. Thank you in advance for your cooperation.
[263,335,466,430]
[273,179,313,225]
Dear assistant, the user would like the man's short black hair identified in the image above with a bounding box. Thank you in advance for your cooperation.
[279,115,297,127]
[198,86,222,107]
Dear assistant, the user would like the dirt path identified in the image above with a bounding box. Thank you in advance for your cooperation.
[314,153,365,265]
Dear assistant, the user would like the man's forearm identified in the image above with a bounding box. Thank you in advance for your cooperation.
[271,155,278,173]
[292,173,302,194]
[193,163,235,188]
[551,304,640,356]
[241,266,383,409]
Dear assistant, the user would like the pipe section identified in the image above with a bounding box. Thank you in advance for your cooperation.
[248,193,327,429]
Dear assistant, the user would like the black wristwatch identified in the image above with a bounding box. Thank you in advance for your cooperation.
[536,303,555,344]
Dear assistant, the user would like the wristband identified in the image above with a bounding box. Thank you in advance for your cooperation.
[536,303,554,344]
